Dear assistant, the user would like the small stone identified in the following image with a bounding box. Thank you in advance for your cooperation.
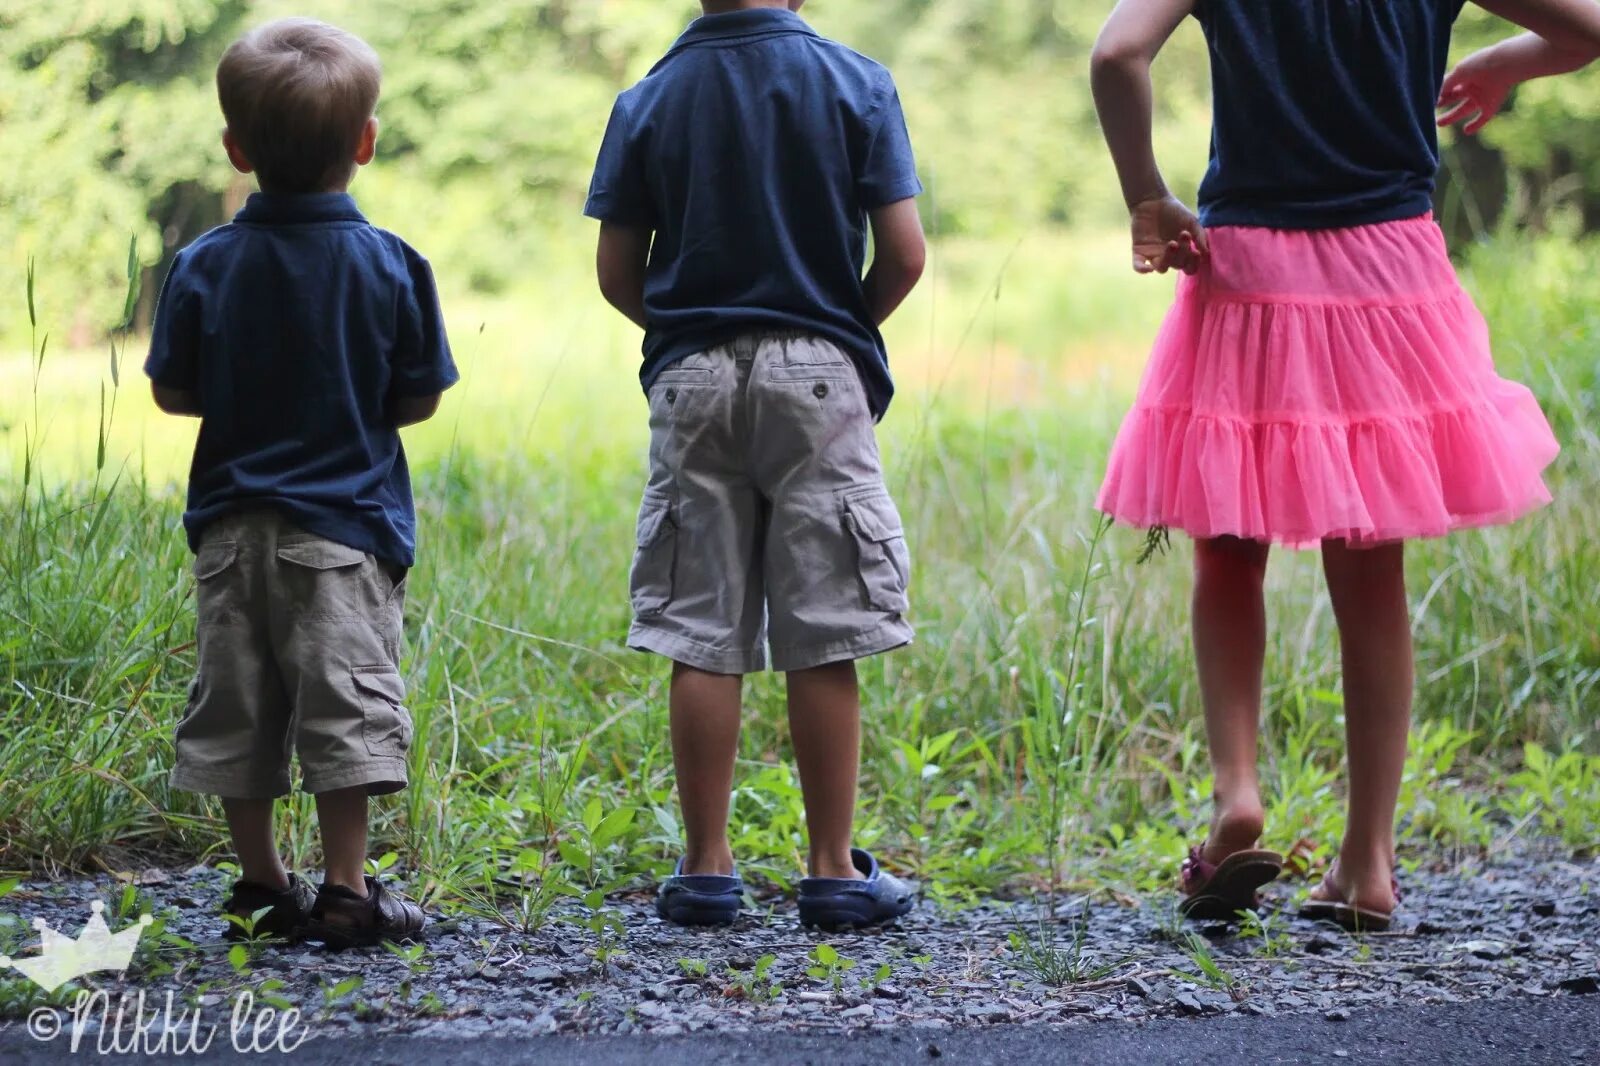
[1557,975,1599,995]
[523,966,564,984]
[1125,976,1153,999]
[641,984,673,1001]
[1333,1051,1349,1059]
[1175,992,1207,1016]
[963,1004,1011,1023]
[1462,940,1510,960]
[1414,920,1450,936]
[1326,1008,1351,1022]
[926,1045,942,1059]
[1533,901,1558,918]
[840,1005,874,1020]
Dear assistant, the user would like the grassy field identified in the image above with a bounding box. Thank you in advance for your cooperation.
[2,229,1598,922]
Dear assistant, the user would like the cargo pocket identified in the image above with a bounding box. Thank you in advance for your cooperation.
[193,542,240,624]
[844,488,911,614]
[352,666,412,758]
[630,491,677,619]
[276,540,370,617]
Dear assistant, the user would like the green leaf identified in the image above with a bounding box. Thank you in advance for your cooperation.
[583,797,603,833]
[592,806,635,847]
[228,944,249,972]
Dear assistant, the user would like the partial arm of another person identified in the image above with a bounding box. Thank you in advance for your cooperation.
[151,384,202,417]
[1091,0,1205,275]
[393,393,442,428]
[596,223,652,330]
[1442,0,1600,133]
[863,198,926,326]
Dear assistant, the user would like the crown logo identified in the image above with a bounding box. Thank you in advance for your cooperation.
[0,902,153,993]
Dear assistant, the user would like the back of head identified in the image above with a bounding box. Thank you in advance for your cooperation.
[217,18,381,195]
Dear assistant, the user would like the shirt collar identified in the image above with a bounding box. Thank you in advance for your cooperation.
[670,8,816,51]
[235,192,366,225]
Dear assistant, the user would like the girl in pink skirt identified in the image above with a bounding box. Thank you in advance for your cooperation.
[1090,0,1600,930]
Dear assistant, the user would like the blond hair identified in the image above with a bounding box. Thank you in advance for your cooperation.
[217,18,382,194]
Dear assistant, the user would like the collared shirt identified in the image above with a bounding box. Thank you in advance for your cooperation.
[1197,0,1467,230]
[145,192,458,566]
[585,8,922,419]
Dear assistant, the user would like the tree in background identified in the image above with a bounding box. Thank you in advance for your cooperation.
[1,0,1595,346]
[0,1,249,341]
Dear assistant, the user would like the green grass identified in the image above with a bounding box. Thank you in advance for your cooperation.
[2,230,1598,922]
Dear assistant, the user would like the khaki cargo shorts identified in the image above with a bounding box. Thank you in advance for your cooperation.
[629,333,915,675]
[172,509,412,799]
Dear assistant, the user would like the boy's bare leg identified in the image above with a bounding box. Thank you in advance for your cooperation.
[787,661,864,881]
[1320,540,1411,913]
[1192,536,1271,863]
[223,799,290,889]
[670,662,742,877]
[316,787,371,895]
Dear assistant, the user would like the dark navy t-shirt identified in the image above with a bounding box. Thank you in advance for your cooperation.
[584,8,922,419]
[1196,0,1467,230]
[145,193,458,566]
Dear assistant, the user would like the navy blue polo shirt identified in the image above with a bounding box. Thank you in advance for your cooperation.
[1196,0,1467,230]
[584,8,922,419]
[145,193,458,567]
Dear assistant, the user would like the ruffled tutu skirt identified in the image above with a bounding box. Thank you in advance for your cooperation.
[1096,215,1559,547]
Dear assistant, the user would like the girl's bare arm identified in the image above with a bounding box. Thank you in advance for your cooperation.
[1090,0,1205,274]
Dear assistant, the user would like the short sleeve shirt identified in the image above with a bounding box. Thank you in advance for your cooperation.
[584,9,922,419]
[145,192,458,566]
[1196,0,1468,230]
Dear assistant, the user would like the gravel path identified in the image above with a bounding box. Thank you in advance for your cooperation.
[1,848,1596,1038]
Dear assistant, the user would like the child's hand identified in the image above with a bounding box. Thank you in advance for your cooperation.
[1130,195,1208,276]
[1438,51,1516,135]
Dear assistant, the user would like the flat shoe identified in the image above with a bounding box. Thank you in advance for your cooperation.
[656,859,743,927]
[1300,869,1401,933]
[798,849,916,930]
[1179,846,1284,921]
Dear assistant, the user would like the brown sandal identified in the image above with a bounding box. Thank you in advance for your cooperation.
[1299,867,1402,933]
[1179,846,1285,921]
[304,875,427,949]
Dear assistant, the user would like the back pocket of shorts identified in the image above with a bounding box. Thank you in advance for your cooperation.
[630,490,677,619]
[351,666,412,759]
[193,542,241,624]
[277,540,370,617]
[844,488,911,614]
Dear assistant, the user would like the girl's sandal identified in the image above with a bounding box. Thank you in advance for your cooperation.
[1179,845,1285,921]
[1299,869,1403,933]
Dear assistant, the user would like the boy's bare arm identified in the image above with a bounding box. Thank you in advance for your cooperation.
[393,393,442,428]
[1441,30,1597,133]
[596,222,652,330]
[863,198,926,326]
[151,384,203,417]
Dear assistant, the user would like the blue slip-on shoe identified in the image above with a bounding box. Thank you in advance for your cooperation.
[656,859,744,927]
[797,848,917,930]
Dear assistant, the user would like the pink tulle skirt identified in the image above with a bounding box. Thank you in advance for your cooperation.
[1096,215,1560,548]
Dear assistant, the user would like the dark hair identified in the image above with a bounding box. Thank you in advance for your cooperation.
[217,19,382,194]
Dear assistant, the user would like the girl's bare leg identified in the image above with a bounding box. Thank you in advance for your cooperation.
[1317,539,1412,912]
[1192,536,1272,862]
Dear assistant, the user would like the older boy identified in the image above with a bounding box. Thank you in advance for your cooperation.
[586,0,927,928]
[146,18,456,946]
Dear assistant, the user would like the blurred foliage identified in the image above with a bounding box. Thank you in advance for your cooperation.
[1,0,1596,340]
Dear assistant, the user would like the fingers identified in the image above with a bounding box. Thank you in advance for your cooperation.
[1436,98,1477,129]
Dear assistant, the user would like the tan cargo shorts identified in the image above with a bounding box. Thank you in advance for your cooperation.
[172,509,412,799]
[629,333,915,675]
